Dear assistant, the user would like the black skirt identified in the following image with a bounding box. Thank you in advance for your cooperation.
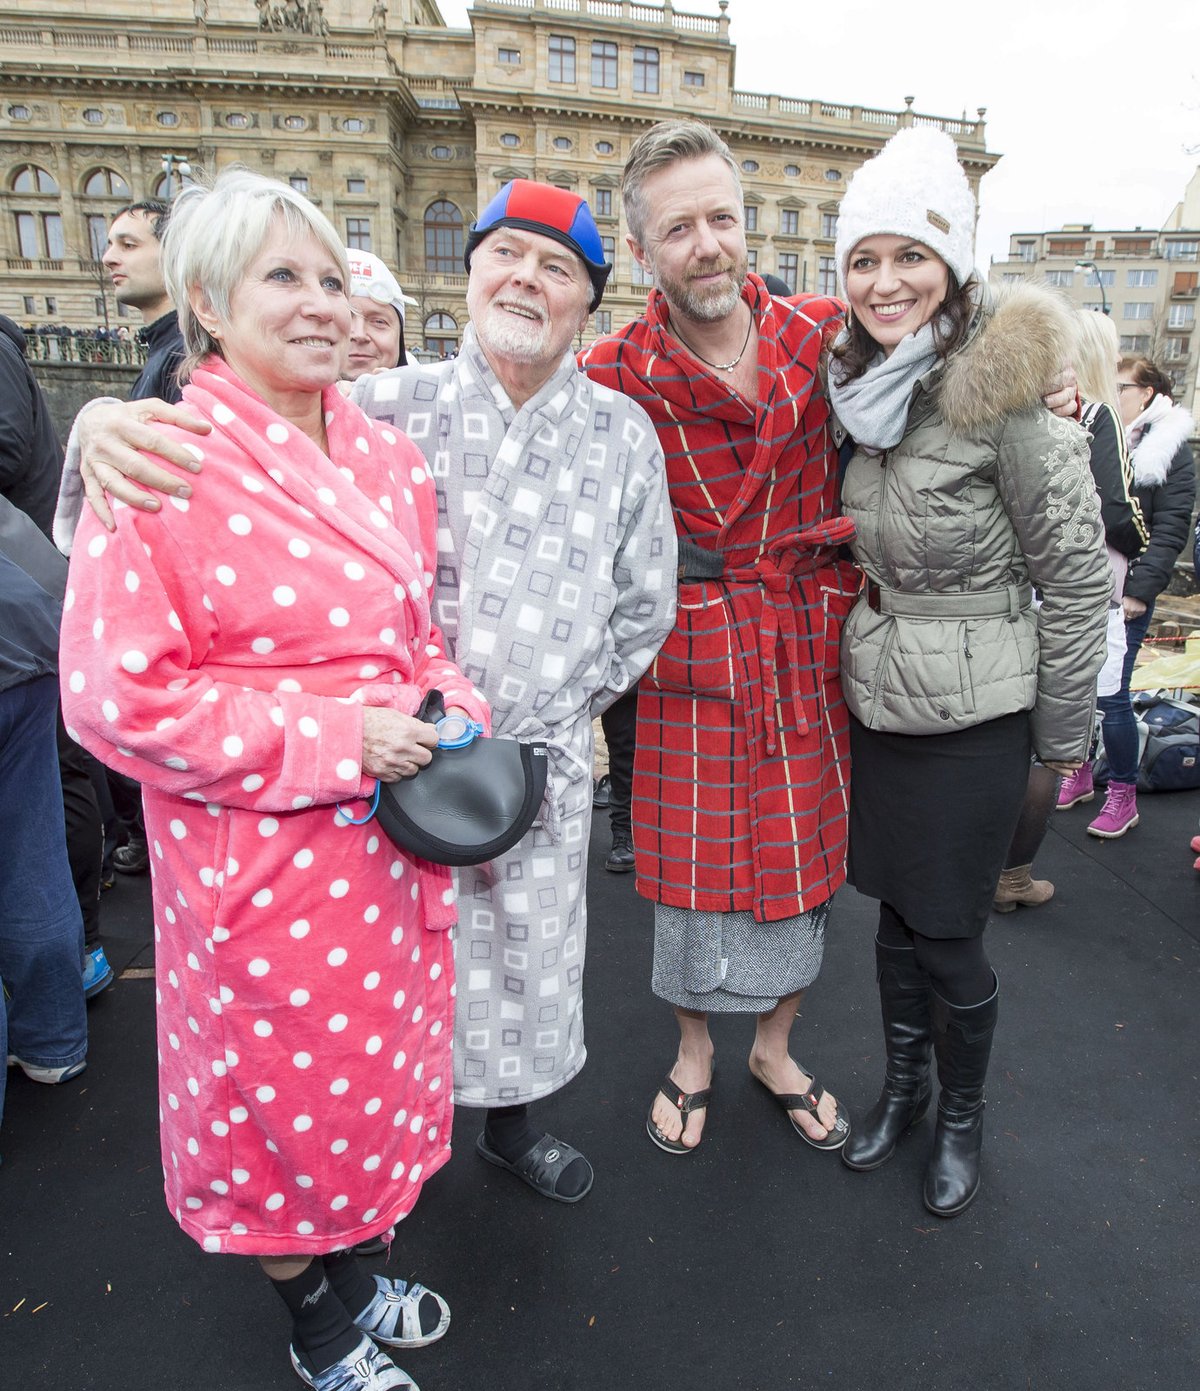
[847,710,1031,939]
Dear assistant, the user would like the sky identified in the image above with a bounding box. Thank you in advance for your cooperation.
[436,0,1200,271]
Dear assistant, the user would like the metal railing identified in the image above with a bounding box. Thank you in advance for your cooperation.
[23,331,148,367]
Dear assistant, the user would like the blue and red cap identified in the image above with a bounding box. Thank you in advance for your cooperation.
[464,179,612,312]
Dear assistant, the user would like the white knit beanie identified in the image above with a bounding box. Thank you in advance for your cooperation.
[835,127,977,297]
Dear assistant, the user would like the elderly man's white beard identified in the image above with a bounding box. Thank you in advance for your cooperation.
[474,298,555,365]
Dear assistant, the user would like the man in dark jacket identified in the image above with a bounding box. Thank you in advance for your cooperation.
[101,200,185,406]
[0,335,110,997]
[99,199,185,874]
[0,501,88,1124]
[0,316,62,538]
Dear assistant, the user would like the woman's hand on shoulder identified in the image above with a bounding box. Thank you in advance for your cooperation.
[361,706,439,782]
[81,398,211,531]
[1041,365,1079,420]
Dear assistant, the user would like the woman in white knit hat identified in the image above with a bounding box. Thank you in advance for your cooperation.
[831,127,1111,1216]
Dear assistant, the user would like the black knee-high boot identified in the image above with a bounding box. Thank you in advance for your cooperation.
[842,938,933,1172]
[923,974,998,1218]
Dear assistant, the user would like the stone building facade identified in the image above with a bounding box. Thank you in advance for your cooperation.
[2,0,995,354]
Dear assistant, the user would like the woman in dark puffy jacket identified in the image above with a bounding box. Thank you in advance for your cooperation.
[829,128,1111,1219]
[1056,357,1196,838]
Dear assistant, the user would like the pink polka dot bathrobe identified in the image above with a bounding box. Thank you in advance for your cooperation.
[59,359,487,1256]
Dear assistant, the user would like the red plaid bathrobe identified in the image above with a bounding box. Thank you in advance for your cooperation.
[580,277,859,921]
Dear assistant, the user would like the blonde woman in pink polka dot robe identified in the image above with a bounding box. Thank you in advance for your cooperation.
[59,171,487,1390]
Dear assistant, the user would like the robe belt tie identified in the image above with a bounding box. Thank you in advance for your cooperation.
[678,521,855,755]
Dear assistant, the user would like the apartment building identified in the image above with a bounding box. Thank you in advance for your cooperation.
[990,168,1200,411]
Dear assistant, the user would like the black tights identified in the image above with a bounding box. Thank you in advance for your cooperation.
[877,902,993,1006]
[1004,762,1061,869]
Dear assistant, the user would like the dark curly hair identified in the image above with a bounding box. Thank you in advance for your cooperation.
[830,273,980,384]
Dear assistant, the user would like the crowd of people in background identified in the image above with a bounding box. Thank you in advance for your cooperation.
[2,118,1197,1391]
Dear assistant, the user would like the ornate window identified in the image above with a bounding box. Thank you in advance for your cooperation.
[13,165,59,194]
[548,35,575,84]
[7,104,30,121]
[431,145,452,161]
[225,112,250,128]
[424,311,459,358]
[83,168,131,198]
[157,111,180,127]
[553,136,572,152]
[499,132,520,148]
[591,41,617,89]
[283,115,307,131]
[343,118,366,133]
[596,140,614,155]
[82,108,105,125]
[633,47,659,95]
[424,201,464,275]
[346,218,372,251]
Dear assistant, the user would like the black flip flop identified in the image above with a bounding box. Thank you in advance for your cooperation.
[646,1072,714,1155]
[756,1066,851,1151]
[475,1130,594,1204]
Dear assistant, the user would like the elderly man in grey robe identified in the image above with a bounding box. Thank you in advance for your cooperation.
[56,179,677,1206]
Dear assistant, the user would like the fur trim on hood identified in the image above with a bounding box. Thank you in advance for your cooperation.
[939,282,1075,436]
[1127,398,1195,488]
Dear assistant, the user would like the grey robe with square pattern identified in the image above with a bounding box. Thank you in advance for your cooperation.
[353,328,676,1105]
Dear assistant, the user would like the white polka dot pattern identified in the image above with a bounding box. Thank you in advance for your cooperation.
[57,365,481,1256]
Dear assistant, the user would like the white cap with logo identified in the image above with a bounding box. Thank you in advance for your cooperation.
[346,249,417,325]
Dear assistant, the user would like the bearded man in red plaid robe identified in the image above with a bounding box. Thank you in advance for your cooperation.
[580,120,860,1156]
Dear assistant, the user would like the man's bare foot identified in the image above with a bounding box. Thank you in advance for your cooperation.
[748,1050,840,1143]
[648,1046,714,1150]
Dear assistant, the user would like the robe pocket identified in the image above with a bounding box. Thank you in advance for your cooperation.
[645,585,739,701]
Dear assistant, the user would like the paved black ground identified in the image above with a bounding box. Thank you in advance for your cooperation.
[4,790,1199,1390]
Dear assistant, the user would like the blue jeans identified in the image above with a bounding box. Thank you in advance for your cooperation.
[1096,602,1154,784]
[0,675,87,1127]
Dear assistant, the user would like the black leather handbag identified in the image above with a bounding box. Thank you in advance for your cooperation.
[368,691,548,866]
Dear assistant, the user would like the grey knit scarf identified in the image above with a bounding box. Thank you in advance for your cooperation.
[828,320,940,452]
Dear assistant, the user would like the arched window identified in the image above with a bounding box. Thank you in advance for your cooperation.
[12,164,59,194]
[152,171,196,199]
[423,311,459,359]
[83,168,131,198]
[424,201,464,275]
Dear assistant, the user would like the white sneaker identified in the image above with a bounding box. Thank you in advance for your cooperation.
[6,1054,87,1084]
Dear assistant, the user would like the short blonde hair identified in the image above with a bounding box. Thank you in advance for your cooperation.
[622,120,741,248]
[1071,309,1121,412]
[162,166,349,382]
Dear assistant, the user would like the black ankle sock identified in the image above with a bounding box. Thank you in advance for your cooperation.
[322,1248,376,1322]
[269,1259,360,1374]
[484,1104,592,1200]
[325,1247,445,1340]
[484,1104,539,1162]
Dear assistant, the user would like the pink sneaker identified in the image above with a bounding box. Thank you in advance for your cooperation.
[1056,763,1095,810]
[1087,781,1139,839]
